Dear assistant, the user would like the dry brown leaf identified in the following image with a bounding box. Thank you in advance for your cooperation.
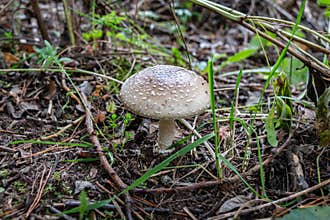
[92,84,103,97]
[4,52,19,66]
[43,79,57,100]
[94,110,106,123]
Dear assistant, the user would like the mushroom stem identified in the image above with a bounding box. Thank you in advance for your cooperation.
[158,119,176,149]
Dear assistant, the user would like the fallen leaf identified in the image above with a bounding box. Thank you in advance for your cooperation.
[19,43,36,53]
[94,110,106,123]
[74,180,96,194]
[216,195,250,214]
[43,79,57,100]
[4,52,19,66]
[92,84,102,97]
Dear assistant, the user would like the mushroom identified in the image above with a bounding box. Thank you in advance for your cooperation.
[120,65,209,152]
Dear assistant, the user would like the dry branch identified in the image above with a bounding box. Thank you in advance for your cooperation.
[80,92,133,220]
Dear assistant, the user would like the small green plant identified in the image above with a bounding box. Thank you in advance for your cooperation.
[82,29,103,41]
[44,183,56,194]
[106,112,134,147]
[107,113,120,139]
[0,169,9,178]
[53,171,61,182]
[34,40,72,68]
[280,57,308,86]
[14,180,27,193]
[266,73,293,147]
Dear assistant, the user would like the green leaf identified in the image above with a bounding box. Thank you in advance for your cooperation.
[248,35,272,50]
[82,32,91,41]
[317,0,330,7]
[171,47,186,66]
[324,8,330,17]
[90,29,103,40]
[194,61,208,72]
[277,100,293,128]
[229,70,243,144]
[316,88,330,146]
[266,106,278,147]
[279,206,330,220]
[227,49,256,62]
[280,57,308,86]
[79,191,88,220]
[59,57,73,63]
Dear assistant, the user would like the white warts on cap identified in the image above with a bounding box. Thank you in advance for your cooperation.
[120,65,210,120]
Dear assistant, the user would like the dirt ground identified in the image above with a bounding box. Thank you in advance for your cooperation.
[0,0,329,219]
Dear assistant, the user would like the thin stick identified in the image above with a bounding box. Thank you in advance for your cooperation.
[0,68,123,84]
[179,119,215,160]
[41,115,85,140]
[80,92,133,220]
[132,132,293,194]
[189,0,330,79]
[0,0,15,15]
[31,0,51,43]
[208,179,330,220]
[62,0,75,45]
[168,0,192,69]
[183,207,198,220]
[26,164,53,217]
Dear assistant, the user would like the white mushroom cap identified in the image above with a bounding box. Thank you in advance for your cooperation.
[120,65,210,119]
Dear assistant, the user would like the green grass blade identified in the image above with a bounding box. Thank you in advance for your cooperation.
[229,70,243,149]
[64,133,214,214]
[79,191,88,220]
[9,139,94,148]
[208,59,222,178]
[257,0,306,107]
[217,153,260,197]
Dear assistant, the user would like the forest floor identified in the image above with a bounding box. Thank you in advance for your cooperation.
[0,0,329,219]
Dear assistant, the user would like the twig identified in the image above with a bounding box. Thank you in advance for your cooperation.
[41,115,85,140]
[179,119,215,160]
[96,182,127,219]
[132,132,293,194]
[239,21,330,79]
[189,0,330,79]
[0,68,124,84]
[25,164,53,217]
[31,0,51,43]
[183,207,198,220]
[62,0,75,45]
[0,0,15,15]
[61,72,81,105]
[207,179,330,220]
[168,0,192,69]
[80,92,133,220]
[48,206,75,220]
